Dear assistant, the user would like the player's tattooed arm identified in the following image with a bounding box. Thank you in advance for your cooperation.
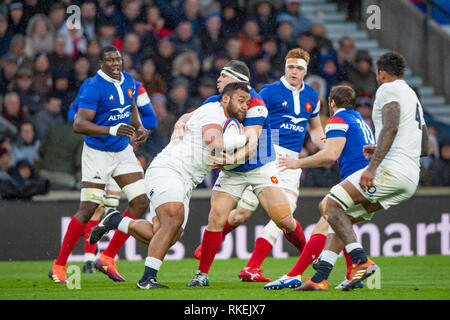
[130,100,149,145]
[420,124,430,157]
[171,111,194,141]
[367,101,400,172]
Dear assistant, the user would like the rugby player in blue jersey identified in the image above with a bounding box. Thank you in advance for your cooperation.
[267,85,376,290]
[49,46,149,284]
[67,78,157,275]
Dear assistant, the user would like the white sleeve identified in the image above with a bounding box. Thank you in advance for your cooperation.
[197,103,225,127]
[377,84,400,108]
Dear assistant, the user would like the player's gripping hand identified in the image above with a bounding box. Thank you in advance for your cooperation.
[134,127,149,145]
[363,144,376,160]
[359,168,375,191]
[277,154,301,172]
[109,123,135,138]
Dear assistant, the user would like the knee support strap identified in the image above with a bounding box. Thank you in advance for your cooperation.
[327,184,355,211]
[122,179,146,202]
[80,188,105,204]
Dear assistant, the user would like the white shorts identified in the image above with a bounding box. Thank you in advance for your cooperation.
[81,143,143,184]
[145,166,191,229]
[343,165,418,220]
[213,160,283,200]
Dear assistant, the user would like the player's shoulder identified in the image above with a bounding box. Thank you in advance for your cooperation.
[326,113,348,125]
[302,83,319,100]
[249,88,266,109]
[202,94,221,105]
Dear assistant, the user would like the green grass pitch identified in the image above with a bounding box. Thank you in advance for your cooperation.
[1,255,449,300]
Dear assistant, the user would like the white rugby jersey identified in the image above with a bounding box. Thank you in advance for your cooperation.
[149,101,227,186]
[372,79,425,182]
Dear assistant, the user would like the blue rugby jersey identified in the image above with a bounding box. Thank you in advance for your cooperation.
[325,108,375,180]
[258,76,320,154]
[69,72,157,151]
[202,88,275,171]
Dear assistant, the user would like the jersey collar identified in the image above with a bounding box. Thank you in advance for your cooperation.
[334,108,346,115]
[98,69,124,85]
[281,76,305,93]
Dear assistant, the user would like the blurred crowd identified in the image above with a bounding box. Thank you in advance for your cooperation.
[0,0,449,200]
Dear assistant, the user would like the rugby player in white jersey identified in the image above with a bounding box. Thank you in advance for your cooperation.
[296,51,429,291]
[90,82,251,288]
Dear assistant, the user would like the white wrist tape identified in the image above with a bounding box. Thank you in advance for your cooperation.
[109,123,123,136]
[223,134,247,152]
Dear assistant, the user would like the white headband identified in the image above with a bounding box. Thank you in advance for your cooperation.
[221,67,250,83]
[285,58,308,71]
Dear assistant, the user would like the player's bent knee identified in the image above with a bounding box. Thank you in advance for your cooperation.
[326,184,355,212]
[267,203,291,225]
[104,194,120,209]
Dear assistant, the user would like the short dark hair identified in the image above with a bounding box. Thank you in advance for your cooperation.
[329,85,356,109]
[376,51,406,77]
[223,60,251,82]
[221,82,251,99]
[99,45,120,61]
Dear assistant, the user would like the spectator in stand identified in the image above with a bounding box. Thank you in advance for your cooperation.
[224,36,243,62]
[110,0,143,37]
[196,75,217,103]
[0,146,16,199]
[238,17,263,62]
[251,57,272,91]
[8,2,26,35]
[1,91,30,131]
[200,12,225,58]
[80,0,98,42]
[140,56,167,95]
[24,14,54,59]
[146,5,172,41]
[257,36,284,76]
[355,94,374,132]
[48,35,74,76]
[122,32,143,71]
[86,39,101,75]
[96,19,122,50]
[309,23,335,56]
[0,13,12,57]
[47,2,66,35]
[253,0,278,37]
[337,36,356,80]
[37,122,84,190]
[32,94,64,141]
[220,0,244,38]
[9,68,42,116]
[167,77,192,117]
[70,54,91,89]
[52,68,77,119]
[319,53,344,96]
[153,38,176,82]
[150,93,176,145]
[59,23,88,58]
[171,51,201,95]
[5,158,49,200]
[170,19,202,55]
[31,52,52,95]
[181,0,203,35]
[8,34,26,67]
[348,49,378,98]
[277,0,311,38]
[11,121,39,166]
[430,138,450,186]
[0,53,18,95]
[296,31,321,75]
[276,15,296,59]
[131,17,156,58]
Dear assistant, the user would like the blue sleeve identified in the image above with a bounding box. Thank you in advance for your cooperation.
[139,102,158,130]
[79,83,101,111]
[202,94,220,105]
[67,80,89,122]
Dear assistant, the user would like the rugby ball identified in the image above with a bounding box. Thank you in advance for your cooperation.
[223,118,241,135]
[222,118,242,170]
